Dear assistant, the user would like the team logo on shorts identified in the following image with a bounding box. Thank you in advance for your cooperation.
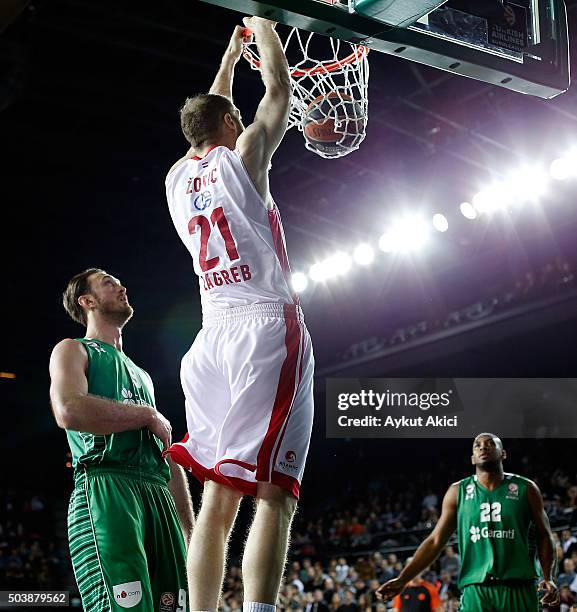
[279,450,298,472]
[160,592,175,612]
[112,581,142,608]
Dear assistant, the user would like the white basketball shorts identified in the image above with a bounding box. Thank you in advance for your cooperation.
[167,302,314,499]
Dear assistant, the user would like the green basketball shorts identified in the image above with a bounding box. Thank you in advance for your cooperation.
[460,581,538,612]
[68,466,188,611]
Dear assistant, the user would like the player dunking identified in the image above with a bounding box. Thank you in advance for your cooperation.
[165,17,314,612]
[377,433,559,612]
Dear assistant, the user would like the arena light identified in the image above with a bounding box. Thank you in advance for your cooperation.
[378,231,396,253]
[319,251,352,280]
[353,243,375,265]
[550,157,573,181]
[332,251,352,274]
[432,213,449,232]
[504,166,549,202]
[460,201,478,220]
[309,262,326,283]
[472,189,494,213]
[380,215,430,253]
[291,272,308,293]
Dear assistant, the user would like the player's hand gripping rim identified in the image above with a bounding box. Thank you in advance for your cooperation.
[538,578,560,606]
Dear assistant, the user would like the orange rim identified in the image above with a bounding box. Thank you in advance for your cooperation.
[242,45,369,78]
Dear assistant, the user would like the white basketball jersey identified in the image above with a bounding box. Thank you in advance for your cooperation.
[166,146,297,313]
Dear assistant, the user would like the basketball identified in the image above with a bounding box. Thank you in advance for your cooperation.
[302,91,366,158]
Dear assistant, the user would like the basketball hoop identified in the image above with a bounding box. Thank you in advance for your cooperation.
[242,27,369,159]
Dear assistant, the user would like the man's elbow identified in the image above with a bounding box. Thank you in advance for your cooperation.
[51,396,80,430]
[52,404,74,430]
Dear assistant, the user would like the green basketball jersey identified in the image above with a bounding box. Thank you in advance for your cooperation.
[457,473,538,588]
[65,338,169,481]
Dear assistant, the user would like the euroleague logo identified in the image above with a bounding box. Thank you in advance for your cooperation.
[506,482,519,500]
[279,450,298,471]
[160,591,175,612]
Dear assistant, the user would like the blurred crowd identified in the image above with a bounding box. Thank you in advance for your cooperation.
[1,443,576,611]
[0,490,68,590]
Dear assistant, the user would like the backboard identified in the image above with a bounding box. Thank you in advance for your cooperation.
[200,0,570,99]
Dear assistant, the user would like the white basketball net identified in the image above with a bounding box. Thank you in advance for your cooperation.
[243,27,369,159]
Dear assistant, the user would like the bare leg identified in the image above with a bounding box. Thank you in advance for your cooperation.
[188,480,242,611]
[242,482,298,604]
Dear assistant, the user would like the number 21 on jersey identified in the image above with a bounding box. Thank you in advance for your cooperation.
[188,207,239,272]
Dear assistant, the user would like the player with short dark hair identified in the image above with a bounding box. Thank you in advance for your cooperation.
[50,268,193,611]
[165,16,315,612]
[377,433,559,612]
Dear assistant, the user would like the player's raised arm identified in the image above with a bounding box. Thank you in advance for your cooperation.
[376,483,459,601]
[209,25,247,100]
[527,480,560,607]
[236,16,291,199]
[49,339,172,449]
[167,26,248,175]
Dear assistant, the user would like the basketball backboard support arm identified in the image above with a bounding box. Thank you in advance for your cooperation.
[200,0,570,99]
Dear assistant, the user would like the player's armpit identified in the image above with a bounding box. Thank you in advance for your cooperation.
[237,84,290,168]
[236,122,270,200]
[49,339,89,429]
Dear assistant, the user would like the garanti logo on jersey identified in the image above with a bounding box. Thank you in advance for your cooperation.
[469,525,516,543]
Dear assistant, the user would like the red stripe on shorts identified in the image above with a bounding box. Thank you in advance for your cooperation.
[256,305,302,482]
[268,207,298,304]
[271,327,305,471]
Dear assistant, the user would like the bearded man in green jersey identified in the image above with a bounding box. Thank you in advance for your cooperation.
[376,433,559,612]
[49,268,193,612]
